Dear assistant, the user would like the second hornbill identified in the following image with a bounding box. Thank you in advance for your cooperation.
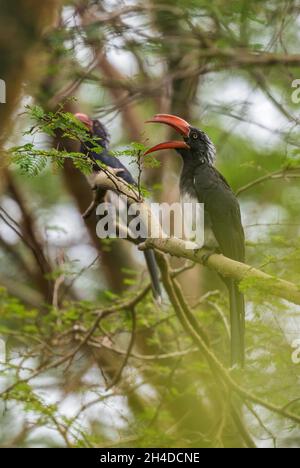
[74,113,162,303]
[145,114,245,367]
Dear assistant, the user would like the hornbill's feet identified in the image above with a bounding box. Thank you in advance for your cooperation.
[201,251,214,266]
[200,246,220,265]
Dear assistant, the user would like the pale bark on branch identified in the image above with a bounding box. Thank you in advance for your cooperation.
[93,169,300,307]
[141,237,300,306]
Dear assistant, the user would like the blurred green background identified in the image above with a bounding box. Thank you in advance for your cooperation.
[1,0,300,448]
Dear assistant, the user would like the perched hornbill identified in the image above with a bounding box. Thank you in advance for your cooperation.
[145,114,245,366]
[74,113,162,303]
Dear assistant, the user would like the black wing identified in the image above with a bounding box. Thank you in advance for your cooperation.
[193,165,245,262]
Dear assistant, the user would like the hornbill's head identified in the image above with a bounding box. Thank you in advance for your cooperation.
[145,114,216,165]
[74,113,110,149]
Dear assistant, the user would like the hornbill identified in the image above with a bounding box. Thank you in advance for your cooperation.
[74,113,162,303]
[145,114,245,366]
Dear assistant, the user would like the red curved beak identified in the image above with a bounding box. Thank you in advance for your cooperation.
[74,113,93,131]
[145,114,191,155]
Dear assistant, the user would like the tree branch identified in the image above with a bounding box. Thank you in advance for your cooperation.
[140,237,300,306]
[93,167,300,307]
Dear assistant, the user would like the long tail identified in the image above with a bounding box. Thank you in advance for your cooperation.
[143,249,162,304]
[228,279,245,367]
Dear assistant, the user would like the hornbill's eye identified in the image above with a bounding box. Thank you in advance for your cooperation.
[191,132,198,140]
